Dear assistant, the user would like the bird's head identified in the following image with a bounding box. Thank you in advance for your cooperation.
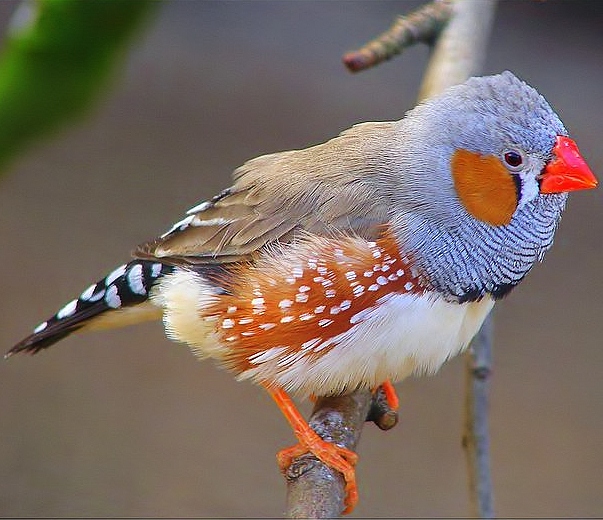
[382,71,597,300]
[390,71,597,228]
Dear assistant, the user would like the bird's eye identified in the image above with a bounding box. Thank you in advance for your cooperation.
[503,150,523,168]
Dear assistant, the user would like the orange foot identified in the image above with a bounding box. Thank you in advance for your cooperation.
[264,385,359,515]
[377,379,399,410]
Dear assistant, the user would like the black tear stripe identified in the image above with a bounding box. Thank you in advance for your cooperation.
[511,173,523,204]
[7,261,174,356]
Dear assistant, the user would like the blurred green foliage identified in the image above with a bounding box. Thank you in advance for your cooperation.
[0,0,157,174]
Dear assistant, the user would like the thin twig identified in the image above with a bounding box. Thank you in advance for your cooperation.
[343,0,453,73]
[463,315,495,518]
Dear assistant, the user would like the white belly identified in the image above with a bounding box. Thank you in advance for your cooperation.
[245,292,494,395]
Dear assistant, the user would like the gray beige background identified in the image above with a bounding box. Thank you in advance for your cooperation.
[1,1,602,517]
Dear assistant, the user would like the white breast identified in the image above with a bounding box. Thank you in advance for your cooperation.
[241,292,494,396]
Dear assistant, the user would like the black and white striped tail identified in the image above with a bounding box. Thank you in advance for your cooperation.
[7,260,173,357]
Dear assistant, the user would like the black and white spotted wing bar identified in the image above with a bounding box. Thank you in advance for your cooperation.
[6,260,173,357]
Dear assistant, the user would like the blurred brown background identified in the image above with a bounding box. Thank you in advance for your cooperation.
[1,1,602,517]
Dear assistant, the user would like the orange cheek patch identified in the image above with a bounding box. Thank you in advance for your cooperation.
[451,149,518,226]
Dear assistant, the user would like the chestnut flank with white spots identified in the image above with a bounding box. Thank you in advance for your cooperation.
[181,231,426,391]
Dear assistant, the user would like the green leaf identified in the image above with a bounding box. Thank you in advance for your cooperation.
[0,0,157,174]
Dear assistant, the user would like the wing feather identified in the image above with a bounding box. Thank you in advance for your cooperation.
[134,121,397,266]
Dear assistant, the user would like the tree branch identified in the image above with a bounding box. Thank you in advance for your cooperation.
[284,392,373,518]
[284,1,498,517]
[418,0,498,101]
[343,0,453,73]
[284,385,400,518]
[463,315,495,518]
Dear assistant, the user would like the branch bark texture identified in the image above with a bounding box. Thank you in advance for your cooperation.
[285,392,373,518]
[343,0,453,72]
[464,316,495,518]
[418,0,498,101]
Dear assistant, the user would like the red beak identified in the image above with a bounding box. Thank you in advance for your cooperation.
[539,136,598,194]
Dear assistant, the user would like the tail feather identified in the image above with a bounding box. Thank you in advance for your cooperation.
[7,260,173,357]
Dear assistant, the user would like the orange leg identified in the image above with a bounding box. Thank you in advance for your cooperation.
[264,384,359,515]
[378,379,399,411]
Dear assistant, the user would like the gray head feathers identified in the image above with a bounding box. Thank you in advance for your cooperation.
[387,71,569,301]
[409,71,567,159]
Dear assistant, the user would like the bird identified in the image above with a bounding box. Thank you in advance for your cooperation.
[7,71,597,514]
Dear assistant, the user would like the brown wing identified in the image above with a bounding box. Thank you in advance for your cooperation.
[135,185,300,265]
[134,122,396,266]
